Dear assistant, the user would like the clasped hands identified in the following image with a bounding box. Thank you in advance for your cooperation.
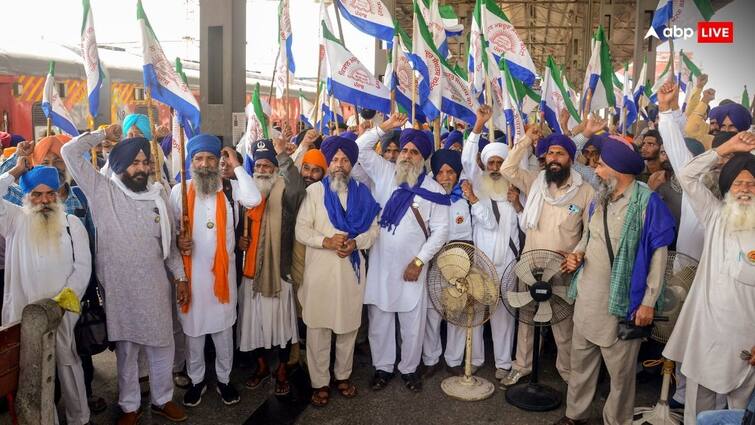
[322,233,357,258]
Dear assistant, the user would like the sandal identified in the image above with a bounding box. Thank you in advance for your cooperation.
[244,371,270,390]
[310,386,330,407]
[334,380,357,398]
[370,370,393,391]
[274,378,290,396]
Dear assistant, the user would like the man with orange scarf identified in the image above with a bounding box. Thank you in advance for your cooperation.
[237,136,306,397]
[171,134,261,408]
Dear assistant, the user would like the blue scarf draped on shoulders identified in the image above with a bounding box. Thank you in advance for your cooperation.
[377,172,451,233]
[322,176,382,283]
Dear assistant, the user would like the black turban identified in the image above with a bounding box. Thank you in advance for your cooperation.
[719,153,755,196]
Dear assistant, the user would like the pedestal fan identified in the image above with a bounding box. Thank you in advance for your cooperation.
[427,242,500,401]
[501,249,574,411]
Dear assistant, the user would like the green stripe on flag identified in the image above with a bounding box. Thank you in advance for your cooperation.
[483,0,511,24]
[136,0,158,39]
[49,61,55,76]
[438,4,457,19]
[595,26,616,107]
[742,86,750,110]
[694,0,715,21]
[175,58,188,85]
[680,52,702,78]
[81,0,91,35]
[413,0,445,61]
[547,56,580,122]
[321,21,342,45]
[252,83,269,139]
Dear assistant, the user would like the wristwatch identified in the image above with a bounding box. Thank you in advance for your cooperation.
[413,257,424,268]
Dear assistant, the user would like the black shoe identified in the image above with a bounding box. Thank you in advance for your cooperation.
[401,373,422,393]
[422,362,441,379]
[217,382,241,406]
[370,370,394,391]
[182,381,207,407]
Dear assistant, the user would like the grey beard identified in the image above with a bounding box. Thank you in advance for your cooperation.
[595,176,619,205]
[395,160,423,187]
[22,198,65,252]
[254,173,275,197]
[480,171,509,200]
[192,166,221,196]
[329,172,350,193]
[722,192,755,232]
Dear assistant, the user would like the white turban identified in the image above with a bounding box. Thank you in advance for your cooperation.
[481,142,509,164]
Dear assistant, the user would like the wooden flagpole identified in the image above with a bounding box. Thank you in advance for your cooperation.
[268,50,280,101]
[285,67,291,132]
[330,96,340,135]
[484,74,495,139]
[46,117,52,136]
[411,72,417,128]
[179,123,190,240]
[390,34,398,114]
[144,86,162,182]
[88,116,97,167]
[433,118,441,150]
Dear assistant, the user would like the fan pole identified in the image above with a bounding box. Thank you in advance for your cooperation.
[531,325,541,384]
[463,311,474,382]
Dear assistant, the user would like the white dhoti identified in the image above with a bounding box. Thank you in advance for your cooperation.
[423,305,484,368]
[56,313,90,425]
[368,294,427,375]
[488,302,516,370]
[237,277,299,351]
[115,340,175,413]
[185,326,234,385]
[422,306,444,367]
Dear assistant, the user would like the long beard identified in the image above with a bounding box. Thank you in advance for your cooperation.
[192,166,221,196]
[121,171,149,192]
[545,162,570,186]
[394,159,423,187]
[595,176,619,205]
[329,172,350,193]
[722,192,755,232]
[480,171,509,199]
[253,173,275,197]
[22,198,65,252]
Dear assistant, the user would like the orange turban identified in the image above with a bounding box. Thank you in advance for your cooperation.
[301,149,327,171]
[2,147,16,159]
[32,135,71,165]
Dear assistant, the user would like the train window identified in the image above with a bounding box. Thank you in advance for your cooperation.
[208,25,224,105]
[57,83,67,98]
[134,87,145,101]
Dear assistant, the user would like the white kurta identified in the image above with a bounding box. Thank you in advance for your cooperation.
[663,149,755,394]
[356,127,450,313]
[0,172,91,324]
[169,166,260,337]
[295,181,379,334]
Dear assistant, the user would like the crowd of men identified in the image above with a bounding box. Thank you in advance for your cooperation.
[0,76,753,425]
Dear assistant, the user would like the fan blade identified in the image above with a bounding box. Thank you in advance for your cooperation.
[507,291,534,308]
[551,285,569,300]
[514,264,538,286]
[533,301,553,323]
[540,257,563,282]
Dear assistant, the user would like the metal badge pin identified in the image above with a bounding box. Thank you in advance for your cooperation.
[207,222,215,229]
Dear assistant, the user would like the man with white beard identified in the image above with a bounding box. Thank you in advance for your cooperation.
[170,134,261,407]
[237,137,305,397]
[663,131,755,425]
[422,148,478,377]
[295,135,380,407]
[357,113,450,392]
[459,105,523,381]
[0,162,91,425]
[500,129,595,387]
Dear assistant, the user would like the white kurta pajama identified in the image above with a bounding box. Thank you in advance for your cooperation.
[663,150,755,425]
[461,133,520,371]
[0,172,91,425]
[295,181,379,387]
[170,167,260,384]
[357,127,450,375]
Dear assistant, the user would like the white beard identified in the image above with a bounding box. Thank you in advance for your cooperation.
[22,198,65,253]
[191,166,221,196]
[394,160,423,187]
[329,172,349,193]
[253,173,275,198]
[595,176,619,206]
[479,172,509,200]
[723,192,755,232]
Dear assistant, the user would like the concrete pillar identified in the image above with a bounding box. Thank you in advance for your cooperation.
[199,0,246,146]
[632,0,658,85]
[15,299,63,425]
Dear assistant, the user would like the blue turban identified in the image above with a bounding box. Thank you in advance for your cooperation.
[600,140,645,175]
[19,166,60,194]
[431,149,462,176]
[252,139,278,167]
[108,137,152,174]
[710,103,752,131]
[159,134,173,157]
[321,136,358,165]
[122,114,152,140]
[478,137,490,151]
[442,130,463,150]
[187,134,222,160]
[340,131,358,142]
[583,134,607,153]
[380,129,401,152]
[399,129,433,159]
[536,134,577,160]
[9,134,24,147]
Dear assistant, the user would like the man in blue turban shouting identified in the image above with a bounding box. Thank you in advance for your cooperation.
[356,113,450,393]
[295,135,380,407]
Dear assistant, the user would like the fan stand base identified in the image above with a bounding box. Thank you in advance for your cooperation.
[633,402,683,425]
[505,382,562,412]
[441,375,495,401]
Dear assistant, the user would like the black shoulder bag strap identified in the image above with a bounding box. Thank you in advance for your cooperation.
[492,199,524,257]
[603,198,614,267]
[65,215,75,263]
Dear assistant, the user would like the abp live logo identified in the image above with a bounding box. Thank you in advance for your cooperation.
[697,21,734,43]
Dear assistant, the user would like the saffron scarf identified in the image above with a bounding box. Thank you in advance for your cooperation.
[322,177,381,282]
[242,177,285,297]
[181,183,230,313]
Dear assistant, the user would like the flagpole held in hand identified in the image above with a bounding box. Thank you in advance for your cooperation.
[145,86,162,182]
[88,116,97,167]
